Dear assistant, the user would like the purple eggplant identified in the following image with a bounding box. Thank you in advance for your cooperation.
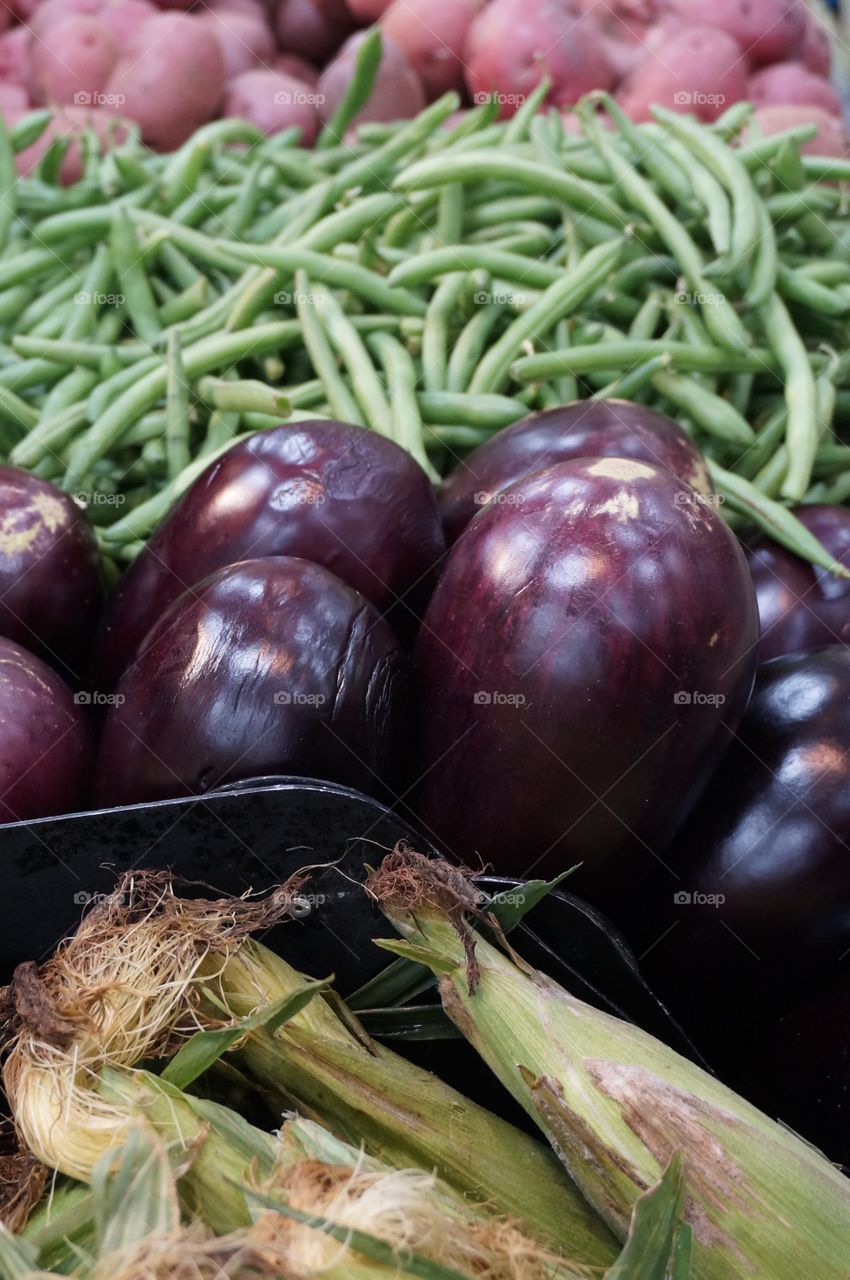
[0,467,102,682]
[412,457,758,902]
[0,637,94,821]
[645,647,850,1006]
[439,400,712,545]
[95,557,409,807]
[93,422,444,689]
[747,504,850,661]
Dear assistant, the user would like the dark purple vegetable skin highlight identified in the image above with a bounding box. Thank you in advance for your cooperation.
[413,457,758,904]
[94,556,409,807]
[0,466,102,682]
[438,400,712,545]
[0,637,94,822]
[643,648,850,1025]
[747,503,850,660]
[93,421,444,689]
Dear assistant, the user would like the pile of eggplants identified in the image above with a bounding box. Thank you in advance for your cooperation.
[2,401,850,1163]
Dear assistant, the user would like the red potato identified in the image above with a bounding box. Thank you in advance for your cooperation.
[0,85,28,118]
[800,15,831,77]
[224,68,319,141]
[275,51,318,83]
[318,30,425,127]
[29,17,118,107]
[14,105,129,183]
[617,25,747,123]
[380,0,485,99]
[30,0,156,45]
[9,0,40,18]
[750,104,848,157]
[0,26,32,88]
[276,0,352,63]
[203,8,275,80]
[576,0,659,78]
[465,0,614,118]
[660,0,806,65]
[0,7,9,32]
[104,12,225,150]
[749,62,841,117]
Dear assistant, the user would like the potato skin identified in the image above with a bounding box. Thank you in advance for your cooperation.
[617,25,747,122]
[224,69,319,142]
[381,0,485,99]
[29,15,118,106]
[318,30,425,127]
[104,12,225,149]
[748,62,841,117]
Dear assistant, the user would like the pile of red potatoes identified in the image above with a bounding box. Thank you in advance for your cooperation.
[0,0,845,175]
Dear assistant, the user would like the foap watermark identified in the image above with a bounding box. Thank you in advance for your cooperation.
[273,289,326,306]
[674,690,726,707]
[474,690,527,707]
[674,289,726,307]
[672,489,725,510]
[673,890,725,908]
[473,91,526,109]
[75,690,125,707]
[273,89,325,106]
[74,90,126,107]
[73,491,126,509]
[274,691,327,706]
[74,889,125,906]
[673,91,726,109]
[474,288,526,308]
[473,489,524,509]
[74,290,125,307]
[269,482,326,509]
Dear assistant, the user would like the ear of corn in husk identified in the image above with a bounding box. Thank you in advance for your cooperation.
[366,849,850,1280]
[1,871,618,1270]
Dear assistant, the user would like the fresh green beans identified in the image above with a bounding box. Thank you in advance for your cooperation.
[758,293,818,500]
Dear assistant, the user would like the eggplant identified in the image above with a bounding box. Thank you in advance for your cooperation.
[642,648,850,1017]
[95,557,409,807]
[0,637,94,821]
[0,467,102,683]
[93,422,444,689]
[439,400,712,545]
[747,504,850,661]
[412,457,758,905]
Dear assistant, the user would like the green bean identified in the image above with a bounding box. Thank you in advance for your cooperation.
[389,245,561,291]
[504,77,552,145]
[395,152,632,228]
[424,425,489,449]
[164,330,191,480]
[295,270,363,426]
[12,336,145,369]
[729,372,754,418]
[711,102,753,139]
[314,288,393,434]
[214,242,427,317]
[0,357,64,391]
[801,155,850,182]
[797,261,850,285]
[158,240,203,291]
[593,355,667,401]
[318,27,382,149]
[0,115,16,256]
[0,285,31,326]
[660,136,731,255]
[416,389,527,429]
[446,304,504,394]
[110,207,161,346]
[601,95,693,210]
[512,339,774,382]
[18,273,79,332]
[197,377,289,419]
[42,365,99,423]
[765,188,837,221]
[628,291,663,341]
[777,263,850,317]
[0,246,75,290]
[64,245,114,341]
[470,239,624,394]
[737,125,818,170]
[369,331,432,473]
[422,272,469,395]
[436,183,465,247]
[159,277,210,326]
[759,292,818,500]
[8,110,52,153]
[0,383,38,433]
[66,322,305,484]
[652,371,754,445]
[744,199,778,308]
[710,461,849,577]
[552,318,576,403]
[580,109,748,353]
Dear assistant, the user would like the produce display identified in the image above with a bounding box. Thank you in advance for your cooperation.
[1,3,850,1273]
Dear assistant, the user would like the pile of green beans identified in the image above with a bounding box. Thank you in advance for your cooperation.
[1,89,850,573]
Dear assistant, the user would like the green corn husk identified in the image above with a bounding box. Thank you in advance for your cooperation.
[366,851,850,1280]
[203,937,617,1267]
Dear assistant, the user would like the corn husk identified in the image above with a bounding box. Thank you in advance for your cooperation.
[367,850,850,1280]
[1,871,617,1271]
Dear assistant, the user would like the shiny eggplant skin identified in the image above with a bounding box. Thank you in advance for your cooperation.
[95,557,409,807]
[93,422,444,689]
[747,504,850,661]
[439,400,712,546]
[0,637,94,821]
[649,648,850,998]
[413,457,758,899]
[0,467,102,683]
